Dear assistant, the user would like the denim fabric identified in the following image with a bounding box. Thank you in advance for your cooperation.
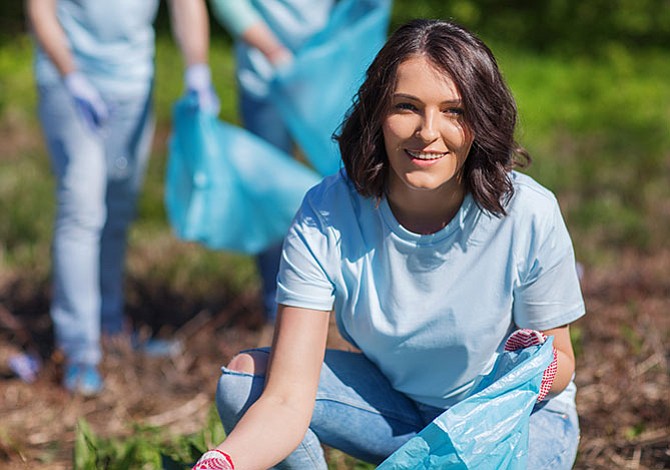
[38,82,154,365]
[528,399,580,469]
[215,348,580,469]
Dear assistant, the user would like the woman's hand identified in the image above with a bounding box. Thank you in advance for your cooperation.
[504,328,558,401]
[63,72,109,132]
[184,63,221,115]
[192,450,234,469]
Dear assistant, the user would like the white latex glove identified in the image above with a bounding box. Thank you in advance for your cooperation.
[64,71,109,133]
[185,63,221,115]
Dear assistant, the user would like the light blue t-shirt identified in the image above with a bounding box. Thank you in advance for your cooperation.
[34,0,159,97]
[277,170,586,408]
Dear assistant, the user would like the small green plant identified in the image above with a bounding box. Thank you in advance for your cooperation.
[73,405,225,470]
[72,407,377,469]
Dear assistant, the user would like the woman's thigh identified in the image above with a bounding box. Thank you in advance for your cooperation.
[528,402,580,469]
[216,348,428,465]
[309,350,428,465]
[38,83,107,218]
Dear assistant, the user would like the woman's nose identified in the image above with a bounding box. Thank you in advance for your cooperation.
[415,110,439,142]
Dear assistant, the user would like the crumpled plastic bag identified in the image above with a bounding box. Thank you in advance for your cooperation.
[270,0,392,176]
[377,338,555,470]
[164,95,321,254]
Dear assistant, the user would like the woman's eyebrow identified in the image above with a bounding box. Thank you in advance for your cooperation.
[392,93,463,106]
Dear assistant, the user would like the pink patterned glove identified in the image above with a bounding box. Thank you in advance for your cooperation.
[192,450,235,470]
[504,329,558,402]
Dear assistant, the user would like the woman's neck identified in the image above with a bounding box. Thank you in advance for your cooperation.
[387,184,466,235]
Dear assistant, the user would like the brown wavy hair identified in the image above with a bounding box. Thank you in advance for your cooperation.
[335,18,530,216]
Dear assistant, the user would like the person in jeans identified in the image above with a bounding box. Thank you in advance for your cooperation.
[193,19,585,469]
[26,0,220,396]
[208,0,334,337]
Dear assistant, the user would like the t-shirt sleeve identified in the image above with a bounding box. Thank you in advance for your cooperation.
[513,197,586,331]
[276,195,336,312]
[209,0,263,38]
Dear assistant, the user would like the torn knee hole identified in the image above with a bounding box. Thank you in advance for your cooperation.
[227,351,269,375]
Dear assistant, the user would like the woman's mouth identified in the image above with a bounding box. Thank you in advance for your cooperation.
[405,149,447,160]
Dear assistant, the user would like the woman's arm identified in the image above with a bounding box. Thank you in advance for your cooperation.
[542,324,576,395]
[25,0,75,76]
[167,0,220,113]
[209,0,292,65]
[25,0,109,130]
[213,304,331,469]
[167,0,211,66]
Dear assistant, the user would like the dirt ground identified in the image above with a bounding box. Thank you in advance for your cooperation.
[0,249,668,469]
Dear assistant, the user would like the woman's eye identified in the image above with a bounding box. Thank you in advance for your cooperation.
[445,107,464,116]
[394,102,416,111]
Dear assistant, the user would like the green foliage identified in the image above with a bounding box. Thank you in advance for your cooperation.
[494,45,670,261]
[0,36,38,127]
[0,148,53,276]
[390,0,670,57]
[73,406,225,470]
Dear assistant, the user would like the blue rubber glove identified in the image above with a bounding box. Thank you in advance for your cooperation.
[185,63,221,115]
[63,71,109,133]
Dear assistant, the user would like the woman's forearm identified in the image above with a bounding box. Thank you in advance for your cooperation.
[25,0,76,76]
[211,306,331,469]
[216,394,314,469]
[167,0,210,66]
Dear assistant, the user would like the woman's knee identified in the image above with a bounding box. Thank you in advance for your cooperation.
[215,350,270,432]
[226,350,270,375]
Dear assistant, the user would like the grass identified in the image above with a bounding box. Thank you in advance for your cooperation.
[72,407,226,470]
[1,31,669,469]
[72,411,376,470]
[495,44,670,264]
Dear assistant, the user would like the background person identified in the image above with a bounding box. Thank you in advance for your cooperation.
[208,0,335,338]
[25,0,219,396]
[192,18,586,470]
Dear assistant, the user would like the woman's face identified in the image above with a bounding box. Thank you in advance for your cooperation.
[382,55,474,199]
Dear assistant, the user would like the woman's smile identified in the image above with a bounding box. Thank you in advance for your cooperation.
[405,149,447,162]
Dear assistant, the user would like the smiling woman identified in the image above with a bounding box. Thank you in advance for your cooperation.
[191,19,585,470]
[382,56,474,234]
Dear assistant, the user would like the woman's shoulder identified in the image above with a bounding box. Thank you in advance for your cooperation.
[508,171,560,213]
[303,169,359,209]
[292,170,365,242]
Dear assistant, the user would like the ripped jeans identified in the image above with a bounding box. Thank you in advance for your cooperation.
[215,348,580,469]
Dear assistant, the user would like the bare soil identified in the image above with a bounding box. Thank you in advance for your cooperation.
[0,249,668,469]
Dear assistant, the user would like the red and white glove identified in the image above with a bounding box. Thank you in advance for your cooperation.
[192,450,235,470]
[504,329,558,402]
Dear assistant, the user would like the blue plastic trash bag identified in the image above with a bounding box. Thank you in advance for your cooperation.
[270,0,392,176]
[377,338,555,470]
[165,95,321,254]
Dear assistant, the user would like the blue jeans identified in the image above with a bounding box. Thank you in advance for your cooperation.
[38,82,154,366]
[216,349,580,469]
[240,91,292,323]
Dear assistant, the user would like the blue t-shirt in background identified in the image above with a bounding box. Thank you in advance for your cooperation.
[229,0,335,98]
[34,0,159,97]
[277,170,585,409]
